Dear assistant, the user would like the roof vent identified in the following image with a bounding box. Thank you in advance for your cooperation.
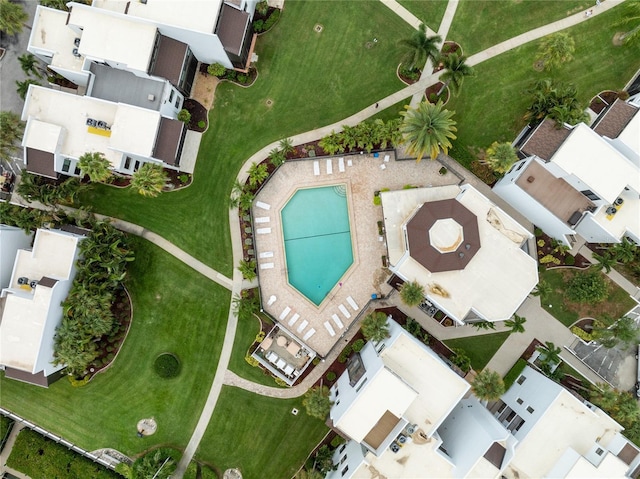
[527,176,535,183]
[147,94,155,101]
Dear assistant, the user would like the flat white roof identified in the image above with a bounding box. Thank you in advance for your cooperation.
[23,119,63,153]
[590,185,640,241]
[383,184,538,321]
[22,86,160,166]
[0,229,81,373]
[29,6,85,72]
[617,107,639,158]
[122,0,221,34]
[564,453,629,478]
[552,123,640,204]
[69,3,157,72]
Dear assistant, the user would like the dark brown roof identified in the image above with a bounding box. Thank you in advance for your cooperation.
[216,3,250,55]
[363,410,400,450]
[26,148,57,179]
[520,118,571,161]
[38,277,58,288]
[618,442,640,465]
[483,442,506,469]
[150,35,188,86]
[4,367,49,387]
[406,199,480,273]
[153,117,185,165]
[592,99,638,139]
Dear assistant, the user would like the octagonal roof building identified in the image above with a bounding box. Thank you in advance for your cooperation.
[382,184,538,324]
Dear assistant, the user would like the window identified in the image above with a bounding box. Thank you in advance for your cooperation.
[124,157,132,170]
[169,89,175,103]
[339,444,346,454]
[517,375,526,385]
[581,189,600,201]
[340,455,347,464]
[134,160,141,172]
[516,398,523,405]
[74,165,81,175]
[516,162,525,171]
[62,159,71,172]
[596,448,604,456]
[526,406,535,414]
[175,96,181,109]
[341,466,349,476]
[355,378,367,393]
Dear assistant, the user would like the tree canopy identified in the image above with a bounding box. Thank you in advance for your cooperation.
[400,101,457,162]
[472,369,505,401]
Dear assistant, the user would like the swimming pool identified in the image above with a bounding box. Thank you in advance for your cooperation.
[281,185,353,306]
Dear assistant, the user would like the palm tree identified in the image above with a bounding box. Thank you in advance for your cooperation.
[0,0,28,36]
[472,369,505,401]
[319,132,343,155]
[399,280,425,306]
[238,259,256,281]
[268,147,286,167]
[338,125,358,151]
[279,137,295,156]
[130,163,167,197]
[247,162,269,188]
[398,23,442,71]
[480,141,518,174]
[591,251,616,273]
[232,290,260,321]
[437,53,474,96]
[361,311,390,342]
[399,101,457,162]
[15,79,41,100]
[78,151,112,183]
[531,279,552,298]
[536,33,575,70]
[505,314,527,334]
[17,53,45,78]
[615,0,640,45]
[295,469,324,479]
[538,341,562,365]
[594,316,639,350]
[303,385,333,420]
[472,320,496,331]
[611,238,637,264]
[0,111,25,161]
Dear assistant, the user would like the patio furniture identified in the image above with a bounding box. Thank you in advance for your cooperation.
[313,160,320,176]
[380,164,386,170]
[259,262,274,270]
[331,314,344,329]
[279,307,291,320]
[347,296,359,311]
[326,159,333,174]
[276,336,287,347]
[287,341,301,356]
[257,227,272,234]
[338,304,351,319]
[276,358,287,370]
[288,313,300,326]
[259,251,274,258]
[260,337,273,350]
[267,295,277,306]
[303,328,316,341]
[255,216,270,223]
[256,201,271,210]
[347,159,353,167]
[384,154,390,162]
[297,320,309,333]
[324,321,336,337]
[339,157,345,172]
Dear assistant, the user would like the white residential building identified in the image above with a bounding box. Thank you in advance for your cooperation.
[0,228,85,387]
[381,184,538,324]
[0,225,33,289]
[494,98,640,246]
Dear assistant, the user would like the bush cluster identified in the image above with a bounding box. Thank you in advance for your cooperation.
[319,119,402,155]
[154,353,181,379]
[566,271,608,304]
[253,8,280,33]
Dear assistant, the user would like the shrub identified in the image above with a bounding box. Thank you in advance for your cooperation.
[326,371,336,382]
[330,435,346,448]
[540,254,561,265]
[352,339,365,352]
[263,8,280,31]
[253,19,264,32]
[255,330,266,343]
[373,193,381,206]
[537,239,545,247]
[256,0,269,16]
[450,348,471,372]
[177,109,191,123]
[567,271,608,304]
[207,63,226,77]
[153,353,181,379]
[534,227,543,236]
[312,357,320,366]
[439,166,447,175]
[564,254,575,266]
[404,317,422,337]
[224,70,237,81]
[571,326,594,342]
[198,120,206,128]
[237,74,249,84]
[338,344,353,363]
[179,174,189,183]
[68,375,90,387]
[245,355,259,367]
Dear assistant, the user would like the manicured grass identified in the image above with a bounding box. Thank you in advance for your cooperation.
[7,428,120,479]
[444,332,510,370]
[447,5,640,169]
[228,314,281,387]
[540,268,637,327]
[77,1,414,276]
[370,97,412,123]
[397,0,449,32]
[448,0,592,55]
[0,237,229,456]
[503,358,528,389]
[197,386,328,479]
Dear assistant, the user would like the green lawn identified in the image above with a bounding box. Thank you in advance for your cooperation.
[0,237,229,456]
[540,268,637,327]
[447,5,640,168]
[397,0,449,32]
[77,1,414,277]
[444,332,510,370]
[448,0,593,55]
[197,386,328,478]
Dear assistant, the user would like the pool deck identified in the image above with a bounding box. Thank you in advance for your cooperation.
[253,152,460,357]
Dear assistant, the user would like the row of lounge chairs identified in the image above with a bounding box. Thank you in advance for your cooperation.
[324,295,359,337]
[313,157,352,176]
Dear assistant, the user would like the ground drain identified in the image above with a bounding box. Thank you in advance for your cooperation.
[314,24,323,33]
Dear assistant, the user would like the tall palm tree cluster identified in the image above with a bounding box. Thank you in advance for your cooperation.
[524,79,589,127]
[398,24,441,73]
[319,118,403,155]
[0,202,57,233]
[53,220,135,377]
[0,111,25,162]
[17,172,86,206]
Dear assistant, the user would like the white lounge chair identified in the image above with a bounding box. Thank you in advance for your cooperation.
[346,296,359,311]
[256,201,271,210]
[259,251,274,259]
[267,295,277,306]
[255,217,270,224]
[384,154,390,162]
[338,304,351,319]
[279,307,291,321]
[259,262,274,270]
[338,157,345,172]
[324,321,336,337]
[380,164,386,170]
[297,320,309,333]
[347,159,353,167]
[331,314,344,329]
[288,313,300,327]
[313,160,320,176]
[326,159,333,174]
[303,328,316,341]
[257,227,271,234]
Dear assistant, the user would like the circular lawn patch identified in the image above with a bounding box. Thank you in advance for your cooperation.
[154,353,181,379]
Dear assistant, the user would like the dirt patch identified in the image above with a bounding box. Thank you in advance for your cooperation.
[424,82,449,105]
[191,72,219,110]
[183,98,208,132]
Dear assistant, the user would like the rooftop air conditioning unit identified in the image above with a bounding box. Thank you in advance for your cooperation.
[397,434,407,444]
[406,424,417,435]
[30,280,38,289]
[147,94,155,101]
[17,277,29,285]
[390,442,401,453]
[615,197,624,206]
[86,118,97,127]
[606,206,618,215]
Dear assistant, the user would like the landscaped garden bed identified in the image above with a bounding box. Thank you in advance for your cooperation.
[182,99,208,132]
[424,81,449,104]
[535,229,590,269]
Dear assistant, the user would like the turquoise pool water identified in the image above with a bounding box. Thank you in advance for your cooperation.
[281,185,353,306]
